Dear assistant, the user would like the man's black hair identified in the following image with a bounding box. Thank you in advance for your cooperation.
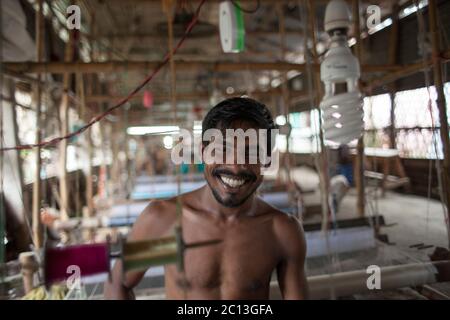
[202,97,276,134]
[202,97,277,156]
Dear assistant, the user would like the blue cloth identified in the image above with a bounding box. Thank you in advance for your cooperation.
[336,163,354,186]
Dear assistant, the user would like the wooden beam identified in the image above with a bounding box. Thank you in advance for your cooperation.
[429,0,450,247]
[85,89,306,104]
[3,61,403,74]
[98,29,305,41]
[366,61,430,91]
[388,2,400,149]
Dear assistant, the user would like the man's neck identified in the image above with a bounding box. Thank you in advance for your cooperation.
[200,186,257,222]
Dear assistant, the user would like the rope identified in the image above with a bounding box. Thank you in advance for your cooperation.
[0,0,207,152]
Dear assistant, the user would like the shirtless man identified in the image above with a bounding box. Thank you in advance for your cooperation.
[105,97,308,300]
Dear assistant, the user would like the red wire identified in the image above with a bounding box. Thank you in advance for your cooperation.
[1,0,207,152]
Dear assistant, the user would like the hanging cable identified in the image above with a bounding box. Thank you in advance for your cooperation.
[230,0,260,14]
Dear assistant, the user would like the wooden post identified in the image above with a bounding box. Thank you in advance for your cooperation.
[110,122,121,196]
[352,0,365,217]
[428,0,450,246]
[59,31,75,221]
[388,3,400,149]
[84,16,96,218]
[32,0,44,248]
[77,73,94,218]
[163,0,177,121]
[277,2,294,196]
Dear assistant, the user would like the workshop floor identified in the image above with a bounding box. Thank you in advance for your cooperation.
[304,188,449,249]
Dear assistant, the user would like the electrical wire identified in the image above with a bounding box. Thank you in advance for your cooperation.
[0,0,207,152]
[231,0,260,14]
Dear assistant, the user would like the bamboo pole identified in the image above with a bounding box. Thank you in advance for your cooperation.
[78,73,94,219]
[162,0,177,121]
[277,2,296,211]
[388,3,400,149]
[32,0,44,249]
[353,0,365,217]
[58,31,75,222]
[428,0,450,247]
[85,13,96,220]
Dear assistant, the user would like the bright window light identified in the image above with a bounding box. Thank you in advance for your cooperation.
[368,17,393,35]
[163,136,174,149]
[15,91,32,106]
[193,121,202,131]
[276,115,287,126]
[399,0,428,19]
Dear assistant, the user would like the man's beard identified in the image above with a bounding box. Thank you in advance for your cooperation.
[206,180,258,208]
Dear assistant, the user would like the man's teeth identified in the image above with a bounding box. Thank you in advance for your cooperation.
[220,176,246,188]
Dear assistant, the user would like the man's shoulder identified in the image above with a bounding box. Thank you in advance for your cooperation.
[137,198,178,224]
[257,197,299,225]
[130,198,180,239]
[256,198,305,253]
[143,198,177,214]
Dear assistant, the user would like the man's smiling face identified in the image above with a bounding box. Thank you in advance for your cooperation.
[203,120,264,208]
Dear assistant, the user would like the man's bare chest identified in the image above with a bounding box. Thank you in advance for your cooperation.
[169,218,280,293]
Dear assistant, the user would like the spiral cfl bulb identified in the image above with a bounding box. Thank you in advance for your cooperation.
[320,0,364,146]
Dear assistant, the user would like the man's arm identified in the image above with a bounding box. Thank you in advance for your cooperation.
[104,200,176,299]
[275,214,308,300]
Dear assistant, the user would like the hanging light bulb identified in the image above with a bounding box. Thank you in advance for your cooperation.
[320,0,364,145]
